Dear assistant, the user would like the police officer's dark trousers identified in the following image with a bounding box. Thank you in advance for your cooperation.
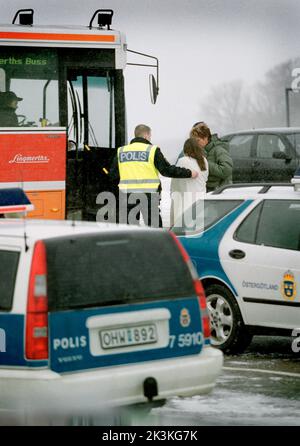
[118,191,162,228]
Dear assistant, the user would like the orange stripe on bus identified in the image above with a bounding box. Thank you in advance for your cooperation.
[0,31,116,42]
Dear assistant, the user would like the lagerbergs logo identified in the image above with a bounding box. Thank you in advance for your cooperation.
[9,154,50,164]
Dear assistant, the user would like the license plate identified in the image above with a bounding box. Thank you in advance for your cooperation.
[99,324,158,350]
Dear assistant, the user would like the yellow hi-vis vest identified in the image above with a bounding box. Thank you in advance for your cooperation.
[117,142,160,192]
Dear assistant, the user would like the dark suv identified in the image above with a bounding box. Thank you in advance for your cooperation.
[221,127,300,183]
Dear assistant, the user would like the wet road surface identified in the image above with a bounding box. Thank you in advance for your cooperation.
[143,336,300,426]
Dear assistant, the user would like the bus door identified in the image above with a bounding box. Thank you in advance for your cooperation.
[0,47,67,219]
[66,69,122,221]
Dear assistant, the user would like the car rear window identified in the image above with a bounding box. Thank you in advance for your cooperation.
[235,199,300,250]
[255,200,300,250]
[0,250,20,311]
[45,230,195,311]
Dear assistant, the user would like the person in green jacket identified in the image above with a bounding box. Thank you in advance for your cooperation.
[190,123,233,191]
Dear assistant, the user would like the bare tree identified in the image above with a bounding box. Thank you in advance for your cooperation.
[200,57,300,134]
[200,79,249,134]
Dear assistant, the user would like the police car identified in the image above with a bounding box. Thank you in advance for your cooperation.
[172,171,300,354]
[0,189,222,422]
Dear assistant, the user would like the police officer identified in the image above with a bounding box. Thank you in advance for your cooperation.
[110,124,198,227]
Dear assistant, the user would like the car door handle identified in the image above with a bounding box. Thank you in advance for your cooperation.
[229,249,246,259]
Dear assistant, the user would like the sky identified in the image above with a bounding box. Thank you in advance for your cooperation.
[1,0,300,160]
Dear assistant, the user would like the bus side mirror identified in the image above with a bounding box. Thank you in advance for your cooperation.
[127,49,159,104]
[149,74,158,105]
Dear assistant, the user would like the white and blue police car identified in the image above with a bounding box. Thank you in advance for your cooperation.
[172,171,300,354]
[0,189,222,423]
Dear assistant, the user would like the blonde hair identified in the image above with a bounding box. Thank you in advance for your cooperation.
[190,123,211,140]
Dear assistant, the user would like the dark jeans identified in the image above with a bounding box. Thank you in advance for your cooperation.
[118,192,162,228]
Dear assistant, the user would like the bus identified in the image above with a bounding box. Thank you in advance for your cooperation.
[0,9,158,220]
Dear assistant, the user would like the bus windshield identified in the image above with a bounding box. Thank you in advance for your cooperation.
[0,48,59,127]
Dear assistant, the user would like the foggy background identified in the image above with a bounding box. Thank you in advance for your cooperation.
[1,0,300,161]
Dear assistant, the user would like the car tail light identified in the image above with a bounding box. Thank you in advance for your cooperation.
[194,279,211,341]
[26,240,48,360]
[170,233,211,342]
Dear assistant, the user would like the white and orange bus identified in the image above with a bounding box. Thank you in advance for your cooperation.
[0,8,158,220]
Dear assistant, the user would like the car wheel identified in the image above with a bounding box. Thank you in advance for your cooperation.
[205,284,253,354]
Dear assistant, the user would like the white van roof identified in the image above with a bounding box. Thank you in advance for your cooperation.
[0,219,157,245]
